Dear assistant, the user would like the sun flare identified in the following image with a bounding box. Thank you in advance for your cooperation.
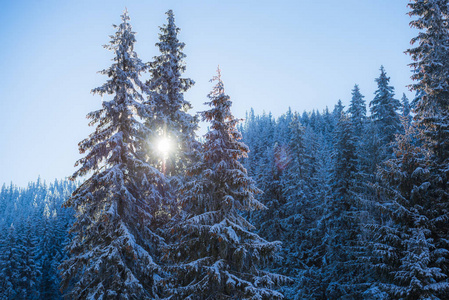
[157,137,171,156]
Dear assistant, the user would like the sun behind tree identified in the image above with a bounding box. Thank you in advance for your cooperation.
[60,10,165,299]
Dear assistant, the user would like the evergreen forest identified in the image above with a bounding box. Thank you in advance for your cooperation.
[2,1,449,299]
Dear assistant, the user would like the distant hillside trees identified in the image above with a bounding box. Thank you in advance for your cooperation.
[0,178,76,300]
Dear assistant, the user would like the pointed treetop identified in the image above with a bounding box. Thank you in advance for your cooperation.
[207,66,226,101]
[166,9,174,20]
[121,7,130,22]
[164,9,177,33]
[334,99,345,118]
[351,84,364,101]
[211,65,222,82]
[376,65,390,85]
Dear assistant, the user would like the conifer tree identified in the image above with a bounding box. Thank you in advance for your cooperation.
[320,112,366,298]
[407,1,449,155]
[348,84,366,138]
[363,2,449,296]
[333,100,345,118]
[347,84,368,187]
[370,66,401,155]
[407,0,449,187]
[146,9,199,178]
[282,118,325,299]
[165,68,285,299]
[60,10,164,299]
[368,122,449,299]
[403,0,449,292]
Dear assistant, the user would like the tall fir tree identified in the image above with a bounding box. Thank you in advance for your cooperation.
[60,10,165,299]
[368,121,449,299]
[407,0,449,157]
[319,112,366,299]
[404,0,449,294]
[164,68,285,299]
[333,100,345,118]
[281,117,325,299]
[407,0,449,196]
[370,66,401,155]
[146,9,199,178]
[348,84,367,139]
[347,84,369,188]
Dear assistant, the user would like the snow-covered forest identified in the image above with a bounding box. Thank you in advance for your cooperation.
[0,179,76,299]
[2,1,449,299]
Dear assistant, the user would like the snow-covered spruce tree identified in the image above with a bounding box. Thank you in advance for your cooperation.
[404,0,449,292]
[164,68,285,299]
[347,84,371,189]
[348,84,366,139]
[60,10,165,299]
[333,99,345,118]
[146,9,199,178]
[369,66,401,156]
[281,116,326,299]
[319,112,367,299]
[368,121,449,299]
[407,0,449,196]
[407,0,449,150]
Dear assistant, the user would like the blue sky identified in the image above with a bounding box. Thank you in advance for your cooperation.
[0,0,416,186]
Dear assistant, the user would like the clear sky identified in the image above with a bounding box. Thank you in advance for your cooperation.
[0,0,416,187]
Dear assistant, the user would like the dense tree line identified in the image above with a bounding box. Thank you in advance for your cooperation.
[239,1,449,298]
[239,68,404,298]
[0,178,76,299]
[3,1,449,298]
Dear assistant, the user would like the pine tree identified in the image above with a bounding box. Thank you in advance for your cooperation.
[60,10,164,299]
[164,68,285,299]
[320,112,366,299]
[347,84,369,187]
[333,100,345,118]
[370,66,401,155]
[402,0,449,295]
[368,121,449,299]
[281,117,325,299]
[407,0,449,198]
[348,84,366,139]
[146,9,199,178]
